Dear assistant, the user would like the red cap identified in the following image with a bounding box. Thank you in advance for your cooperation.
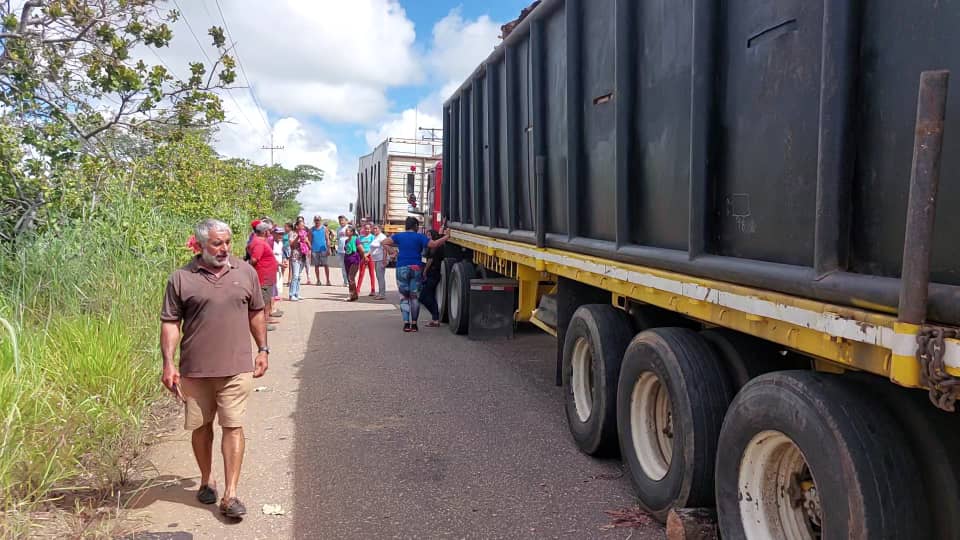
[251,220,261,229]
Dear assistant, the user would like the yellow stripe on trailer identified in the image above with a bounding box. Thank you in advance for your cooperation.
[449,229,960,389]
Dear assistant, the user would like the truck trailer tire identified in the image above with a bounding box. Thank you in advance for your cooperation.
[846,373,960,540]
[616,328,732,521]
[700,329,791,390]
[438,258,454,323]
[561,305,634,456]
[447,261,475,335]
[716,371,929,540]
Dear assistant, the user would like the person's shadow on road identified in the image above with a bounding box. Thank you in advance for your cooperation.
[124,475,240,526]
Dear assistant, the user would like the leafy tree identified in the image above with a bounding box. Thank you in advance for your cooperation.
[263,163,323,213]
[274,199,303,222]
[137,132,270,220]
[0,0,238,240]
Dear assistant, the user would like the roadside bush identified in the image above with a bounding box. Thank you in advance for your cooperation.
[0,196,195,510]
[0,183,272,507]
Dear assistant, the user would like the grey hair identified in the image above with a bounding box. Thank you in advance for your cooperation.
[195,219,232,246]
[255,222,272,234]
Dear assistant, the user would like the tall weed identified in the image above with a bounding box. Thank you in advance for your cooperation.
[0,195,245,517]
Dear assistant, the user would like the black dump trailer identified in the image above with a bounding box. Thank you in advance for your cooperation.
[436,1,960,538]
[442,0,960,325]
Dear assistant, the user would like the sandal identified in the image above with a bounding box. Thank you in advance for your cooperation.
[197,484,217,505]
[219,497,247,519]
[426,321,441,328]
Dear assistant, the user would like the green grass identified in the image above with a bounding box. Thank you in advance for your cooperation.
[0,197,212,525]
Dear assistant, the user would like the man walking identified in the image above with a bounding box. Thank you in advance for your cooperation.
[310,216,332,286]
[160,218,269,519]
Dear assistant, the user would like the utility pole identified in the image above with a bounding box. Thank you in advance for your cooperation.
[261,134,284,166]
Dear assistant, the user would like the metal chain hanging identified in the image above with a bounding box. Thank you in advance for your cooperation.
[917,326,960,411]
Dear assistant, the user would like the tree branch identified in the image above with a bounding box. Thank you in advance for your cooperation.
[18,1,42,35]
[9,82,87,138]
[83,92,134,139]
[41,19,99,44]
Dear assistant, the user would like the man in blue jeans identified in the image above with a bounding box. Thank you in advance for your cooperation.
[381,217,449,332]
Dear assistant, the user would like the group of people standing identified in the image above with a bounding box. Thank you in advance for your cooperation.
[192,212,454,332]
[280,215,335,301]
[338,217,390,301]
[245,214,397,307]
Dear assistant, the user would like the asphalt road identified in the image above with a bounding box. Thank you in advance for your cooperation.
[131,272,663,540]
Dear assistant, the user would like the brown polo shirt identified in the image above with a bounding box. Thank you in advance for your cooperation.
[161,255,265,377]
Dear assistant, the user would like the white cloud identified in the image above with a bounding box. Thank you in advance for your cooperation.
[296,164,356,222]
[153,0,423,219]
[162,0,418,124]
[225,0,419,89]
[212,91,271,162]
[257,82,388,124]
[364,108,442,149]
[427,9,501,92]
[154,2,506,222]
[211,93,351,220]
[363,8,502,155]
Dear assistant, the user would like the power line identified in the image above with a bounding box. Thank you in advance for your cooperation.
[146,46,172,73]
[171,0,214,65]
[212,0,272,135]
[172,0,259,135]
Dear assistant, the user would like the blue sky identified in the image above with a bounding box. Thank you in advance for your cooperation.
[162,0,531,219]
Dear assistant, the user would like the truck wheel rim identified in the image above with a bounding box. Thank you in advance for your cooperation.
[571,337,594,422]
[739,430,822,540]
[449,271,460,319]
[630,372,672,481]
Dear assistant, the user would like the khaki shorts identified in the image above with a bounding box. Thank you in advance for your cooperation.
[181,373,254,430]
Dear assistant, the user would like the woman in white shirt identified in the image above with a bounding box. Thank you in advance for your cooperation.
[271,227,286,312]
[368,225,390,300]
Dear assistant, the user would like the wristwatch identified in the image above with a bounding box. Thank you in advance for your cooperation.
[258,346,270,354]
